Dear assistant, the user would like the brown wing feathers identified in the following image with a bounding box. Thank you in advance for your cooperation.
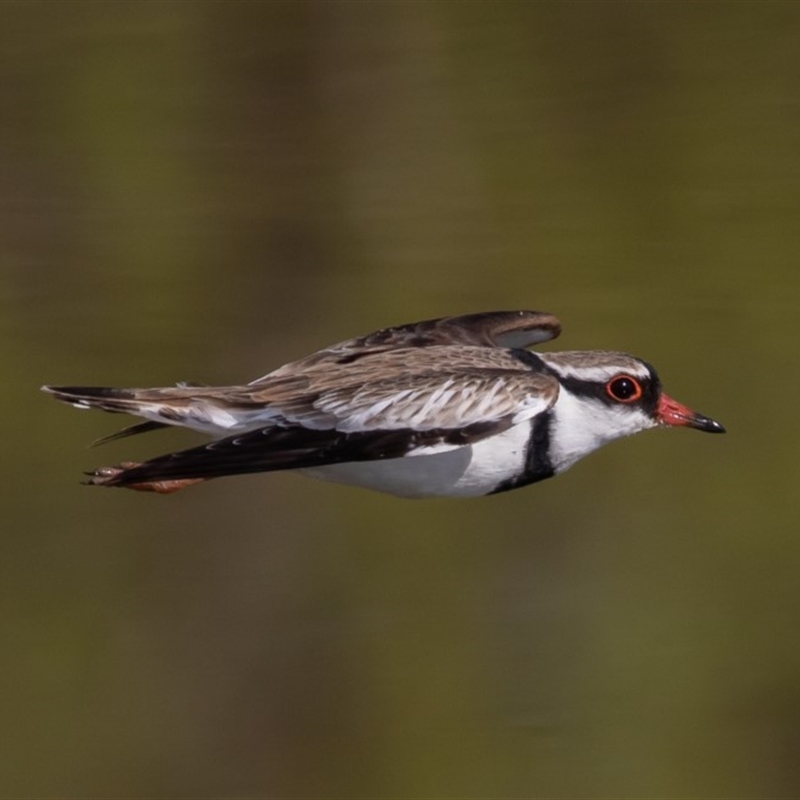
[263,310,561,374]
[344,310,561,349]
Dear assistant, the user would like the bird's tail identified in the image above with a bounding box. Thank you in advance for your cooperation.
[42,384,144,412]
[41,385,172,442]
[41,382,238,438]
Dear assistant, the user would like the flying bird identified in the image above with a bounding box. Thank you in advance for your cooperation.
[42,310,724,497]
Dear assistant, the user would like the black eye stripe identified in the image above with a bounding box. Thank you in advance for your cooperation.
[514,352,663,419]
[557,374,660,415]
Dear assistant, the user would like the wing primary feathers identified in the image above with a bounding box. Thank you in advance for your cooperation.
[350,310,561,350]
[270,310,562,373]
[84,420,507,490]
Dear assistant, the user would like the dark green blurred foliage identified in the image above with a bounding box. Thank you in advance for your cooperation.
[2,1,799,797]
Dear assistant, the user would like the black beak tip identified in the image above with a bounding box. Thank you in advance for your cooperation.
[699,415,726,434]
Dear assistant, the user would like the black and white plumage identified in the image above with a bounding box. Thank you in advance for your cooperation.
[42,310,724,496]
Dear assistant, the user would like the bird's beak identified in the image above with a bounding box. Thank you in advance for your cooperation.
[657,394,726,433]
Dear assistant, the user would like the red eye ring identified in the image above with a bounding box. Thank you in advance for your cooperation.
[606,375,643,403]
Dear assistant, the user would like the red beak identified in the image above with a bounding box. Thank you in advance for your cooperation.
[657,394,726,433]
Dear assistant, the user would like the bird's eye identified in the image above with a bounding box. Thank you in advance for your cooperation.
[606,375,643,403]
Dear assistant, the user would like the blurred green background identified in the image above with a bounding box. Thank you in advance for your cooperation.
[2,1,799,797]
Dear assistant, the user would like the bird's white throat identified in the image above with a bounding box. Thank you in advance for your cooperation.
[548,389,656,473]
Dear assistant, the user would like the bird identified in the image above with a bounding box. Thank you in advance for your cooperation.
[42,310,725,497]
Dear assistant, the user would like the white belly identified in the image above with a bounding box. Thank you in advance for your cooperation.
[300,422,532,498]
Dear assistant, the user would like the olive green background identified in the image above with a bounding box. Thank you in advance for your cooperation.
[2,2,799,797]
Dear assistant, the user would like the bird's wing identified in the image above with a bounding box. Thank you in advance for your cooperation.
[344,309,562,349]
[240,345,559,429]
[262,367,558,432]
[85,420,503,488]
[254,310,561,380]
